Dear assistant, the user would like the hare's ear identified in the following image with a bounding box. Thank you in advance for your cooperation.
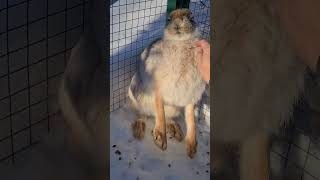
[169,10,176,20]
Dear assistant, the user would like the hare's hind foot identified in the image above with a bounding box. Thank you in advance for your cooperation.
[184,104,197,159]
[186,138,197,159]
[131,118,146,140]
[167,120,183,142]
[152,127,167,150]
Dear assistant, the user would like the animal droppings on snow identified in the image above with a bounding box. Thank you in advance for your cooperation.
[110,108,210,180]
[115,150,122,155]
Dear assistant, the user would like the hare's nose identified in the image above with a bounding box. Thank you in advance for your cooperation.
[174,24,179,30]
[182,16,188,23]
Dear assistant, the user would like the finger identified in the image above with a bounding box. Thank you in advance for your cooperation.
[194,40,210,49]
[194,40,205,47]
[195,47,204,62]
[195,46,203,53]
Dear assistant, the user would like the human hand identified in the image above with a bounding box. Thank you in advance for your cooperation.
[195,40,210,83]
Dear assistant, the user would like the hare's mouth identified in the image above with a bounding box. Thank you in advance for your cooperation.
[168,25,194,35]
[164,20,196,40]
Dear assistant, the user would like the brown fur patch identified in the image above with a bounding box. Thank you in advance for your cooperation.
[131,119,146,140]
[170,8,192,20]
[167,122,183,141]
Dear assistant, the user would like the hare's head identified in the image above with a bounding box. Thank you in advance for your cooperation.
[164,9,198,40]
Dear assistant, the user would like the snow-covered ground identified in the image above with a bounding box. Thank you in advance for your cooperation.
[110,106,210,180]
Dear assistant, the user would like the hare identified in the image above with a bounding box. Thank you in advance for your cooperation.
[58,0,107,179]
[212,0,309,179]
[128,9,207,158]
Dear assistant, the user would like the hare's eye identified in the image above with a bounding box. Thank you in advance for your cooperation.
[167,17,171,22]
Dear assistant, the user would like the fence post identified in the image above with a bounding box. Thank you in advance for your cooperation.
[167,0,177,15]
[177,0,190,8]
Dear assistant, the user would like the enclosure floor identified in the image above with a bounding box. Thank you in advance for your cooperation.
[110,107,210,180]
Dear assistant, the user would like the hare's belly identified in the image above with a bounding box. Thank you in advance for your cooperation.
[160,79,206,107]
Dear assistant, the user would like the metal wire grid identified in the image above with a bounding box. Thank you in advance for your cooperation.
[269,95,320,179]
[270,113,320,180]
[190,0,210,41]
[189,0,210,124]
[110,0,211,113]
[110,0,168,111]
[0,0,88,164]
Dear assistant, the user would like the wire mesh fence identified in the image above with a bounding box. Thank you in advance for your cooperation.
[110,0,168,111]
[0,0,88,164]
[2,0,320,179]
[189,0,210,126]
[270,76,320,180]
[190,0,210,41]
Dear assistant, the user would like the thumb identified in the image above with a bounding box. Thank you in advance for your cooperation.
[195,47,204,63]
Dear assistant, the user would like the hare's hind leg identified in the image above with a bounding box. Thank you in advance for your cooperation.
[152,86,167,150]
[240,133,270,180]
[185,104,197,159]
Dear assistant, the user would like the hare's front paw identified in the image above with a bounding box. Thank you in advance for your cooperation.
[152,127,167,150]
[167,122,183,142]
[131,119,146,140]
[186,137,197,159]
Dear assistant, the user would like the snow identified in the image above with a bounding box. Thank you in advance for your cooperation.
[110,106,210,180]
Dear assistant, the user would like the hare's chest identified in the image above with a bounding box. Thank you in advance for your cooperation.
[161,76,206,107]
[150,42,206,106]
[156,58,206,107]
